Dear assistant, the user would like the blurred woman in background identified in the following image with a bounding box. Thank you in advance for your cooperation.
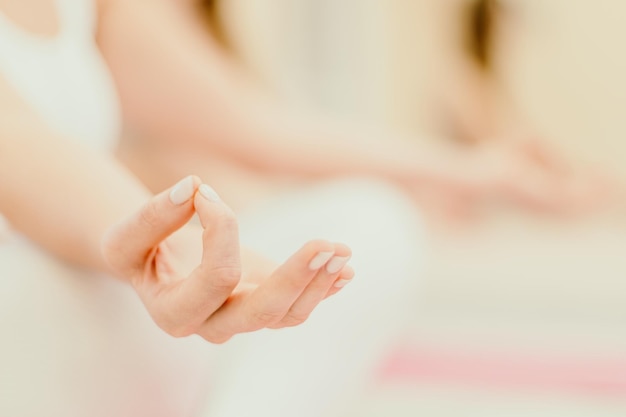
[123,0,611,225]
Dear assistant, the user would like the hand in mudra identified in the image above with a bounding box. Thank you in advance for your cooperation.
[102,176,354,343]
[407,139,616,221]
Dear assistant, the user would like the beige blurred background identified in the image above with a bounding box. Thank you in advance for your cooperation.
[212,0,626,415]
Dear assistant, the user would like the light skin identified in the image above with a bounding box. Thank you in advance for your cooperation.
[104,0,612,221]
[103,176,354,342]
[0,0,612,339]
[0,0,353,342]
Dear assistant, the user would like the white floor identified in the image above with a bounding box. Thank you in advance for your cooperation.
[347,209,626,416]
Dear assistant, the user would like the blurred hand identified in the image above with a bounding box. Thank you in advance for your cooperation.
[473,139,616,214]
[102,176,353,343]
[407,139,617,221]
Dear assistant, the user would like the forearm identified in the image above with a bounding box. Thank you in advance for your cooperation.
[0,113,150,273]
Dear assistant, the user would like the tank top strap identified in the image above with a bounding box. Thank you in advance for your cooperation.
[56,0,98,40]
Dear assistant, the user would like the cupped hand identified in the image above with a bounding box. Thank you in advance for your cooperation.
[102,176,353,343]
[469,139,616,214]
[409,139,617,220]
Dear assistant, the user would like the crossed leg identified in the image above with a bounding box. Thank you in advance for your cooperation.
[202,179,425,417]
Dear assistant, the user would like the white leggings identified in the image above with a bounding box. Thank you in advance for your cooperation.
[0,179,424,417]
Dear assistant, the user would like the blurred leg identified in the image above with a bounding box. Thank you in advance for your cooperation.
[203,179,425,417]
[0,236,212,417]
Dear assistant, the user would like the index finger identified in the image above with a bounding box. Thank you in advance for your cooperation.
[102,175,201,275]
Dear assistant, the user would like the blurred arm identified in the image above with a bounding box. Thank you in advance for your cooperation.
[97,0,465,186]
[0,75,151,272]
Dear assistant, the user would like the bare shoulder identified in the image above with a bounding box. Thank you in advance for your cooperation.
[94,0,128,19]
[96,0,153,14]
[95,0,114,17]
[95,0,113,11]
[94,0,155,28]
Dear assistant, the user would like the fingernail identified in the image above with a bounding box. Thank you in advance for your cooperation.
[326,256,350,274]
[199,184,221,202]
[308,251,334,270]
[169,176,196,205]
[334,279,352,289]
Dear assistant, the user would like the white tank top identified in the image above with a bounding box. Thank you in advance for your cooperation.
[0,0,121,238]
[0,0,121,150]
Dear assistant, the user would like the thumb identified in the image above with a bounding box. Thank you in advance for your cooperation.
[102,175,201,275]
